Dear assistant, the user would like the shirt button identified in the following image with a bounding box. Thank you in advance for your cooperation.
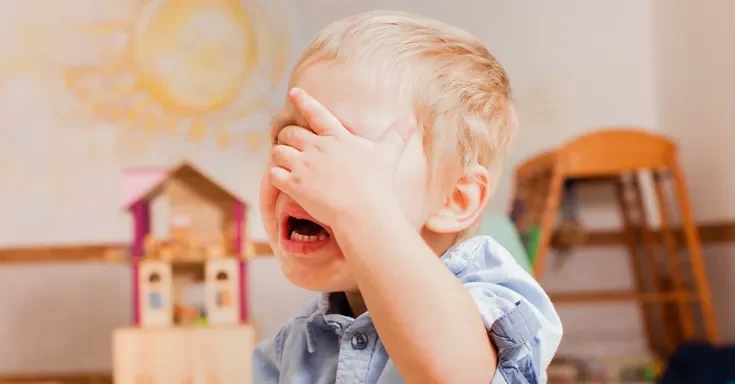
[351,332,368,350]
[329,322,342,332]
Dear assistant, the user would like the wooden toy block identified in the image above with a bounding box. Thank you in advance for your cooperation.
[113,326,257,384]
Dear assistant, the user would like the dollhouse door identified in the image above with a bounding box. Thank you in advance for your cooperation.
[205,259,240,326]
[139,260,173,327]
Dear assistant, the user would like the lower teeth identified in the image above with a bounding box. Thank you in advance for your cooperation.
[290,232,328,242]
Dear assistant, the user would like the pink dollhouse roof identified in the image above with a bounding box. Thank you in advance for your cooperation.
[122,168,170,208]
[122,162,244,209]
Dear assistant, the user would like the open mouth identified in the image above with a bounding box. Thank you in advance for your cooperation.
[285,216,331,243]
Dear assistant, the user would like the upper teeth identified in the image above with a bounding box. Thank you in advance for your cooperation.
[290,232,328,242]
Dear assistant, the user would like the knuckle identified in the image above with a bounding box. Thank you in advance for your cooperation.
[315,137,333,151]
[277,128,288,143]
[289,174,302,186]
[302,108,319,119]
[272,145,287,161]
[306,141,321,152]
[279,127,294,142]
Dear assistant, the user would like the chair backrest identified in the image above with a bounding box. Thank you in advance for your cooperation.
[478,213,532,272]
[558,128,677,177]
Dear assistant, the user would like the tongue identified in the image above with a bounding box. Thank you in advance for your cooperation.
[293,219,327,236]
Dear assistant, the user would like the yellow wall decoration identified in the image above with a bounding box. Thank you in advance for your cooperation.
[64,0,290,151]
[0,0,294,245]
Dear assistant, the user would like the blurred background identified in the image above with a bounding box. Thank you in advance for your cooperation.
[0,0,733,383]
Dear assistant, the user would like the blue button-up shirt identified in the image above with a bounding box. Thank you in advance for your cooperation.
[253,236,563,383]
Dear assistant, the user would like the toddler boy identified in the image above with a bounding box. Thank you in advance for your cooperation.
[255,10,562,384]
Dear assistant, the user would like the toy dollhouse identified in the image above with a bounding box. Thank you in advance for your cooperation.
[113,162,257,384]
[123,162,250,327]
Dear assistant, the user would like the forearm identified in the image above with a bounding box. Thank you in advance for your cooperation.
[334,210,497,383]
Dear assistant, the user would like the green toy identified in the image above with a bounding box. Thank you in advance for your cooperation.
[478,213,533,272]
[520,226,541,267]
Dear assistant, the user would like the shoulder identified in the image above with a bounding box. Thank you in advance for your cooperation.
[441,235,524,278]
[443,236,563,381]
[442,235,554,316]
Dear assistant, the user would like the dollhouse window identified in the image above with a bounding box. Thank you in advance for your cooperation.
[149,292,163,310]
[172,213,192,227]
[215,271,231,308]
[149,272,162,283]
[216,290,231,308]
[148,272,163,309]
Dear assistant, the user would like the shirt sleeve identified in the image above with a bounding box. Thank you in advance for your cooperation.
[252,328,283,384]
[442,236,563,384]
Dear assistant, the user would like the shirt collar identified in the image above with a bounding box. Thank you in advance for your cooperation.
[301,239,482,353]
[305,292,371,353]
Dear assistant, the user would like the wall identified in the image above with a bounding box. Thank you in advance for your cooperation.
[653,0,735,341]
[0,0,309,373]
[0,0,666,374]
[474,0,659,358]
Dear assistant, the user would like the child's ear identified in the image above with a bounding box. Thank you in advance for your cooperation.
[425,164,490,233]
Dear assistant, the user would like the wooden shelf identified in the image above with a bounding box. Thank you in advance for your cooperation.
[0,242,275,264]
[0,244,127,264]
[0,372,111,383]
[1,220,735,264]
[550,290,698,304]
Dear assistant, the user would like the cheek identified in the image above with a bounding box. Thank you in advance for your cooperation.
[259,171,279,238]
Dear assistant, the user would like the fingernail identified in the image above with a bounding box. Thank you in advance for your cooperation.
[398,120,416,141]
[288,88,302,98]
[402,125,415,139]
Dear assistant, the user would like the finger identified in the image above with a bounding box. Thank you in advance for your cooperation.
[277,125,319,151]
[288,88,348,137]
[271,144,302,171]
[269,166,295,194]
[377,118,417,164]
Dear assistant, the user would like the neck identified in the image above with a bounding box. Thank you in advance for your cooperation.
[421,227,459,257]
[345,291,368,317]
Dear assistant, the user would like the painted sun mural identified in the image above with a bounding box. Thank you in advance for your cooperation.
[0,0,292,244]
[65,0,290,152]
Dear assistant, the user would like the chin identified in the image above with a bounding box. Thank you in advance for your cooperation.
[275,233,356,292]
[278,253,357,292]
[261,178,358,292]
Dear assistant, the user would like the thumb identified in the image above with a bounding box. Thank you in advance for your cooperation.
[377,118,416,164]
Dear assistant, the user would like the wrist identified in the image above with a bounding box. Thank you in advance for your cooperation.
[333,199,409,245]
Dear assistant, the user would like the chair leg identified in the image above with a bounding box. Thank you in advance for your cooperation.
[669,159,719,342]
[653,171,696,342]
[631,173,674,355]
[532,167,564,281]
[614,175,668,355]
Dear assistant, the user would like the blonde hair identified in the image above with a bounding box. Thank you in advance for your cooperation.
[291,10,517,199]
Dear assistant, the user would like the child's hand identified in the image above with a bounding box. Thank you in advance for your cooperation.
[269,87,415,228]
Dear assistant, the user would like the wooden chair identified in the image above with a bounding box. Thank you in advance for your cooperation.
[510,128,719,357]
